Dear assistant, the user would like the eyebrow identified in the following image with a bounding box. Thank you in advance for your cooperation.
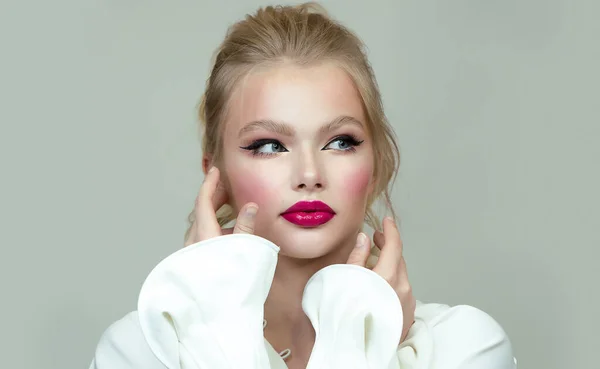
[237,115,364,138]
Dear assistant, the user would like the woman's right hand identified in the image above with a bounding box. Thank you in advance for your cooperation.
[184,166,259,247]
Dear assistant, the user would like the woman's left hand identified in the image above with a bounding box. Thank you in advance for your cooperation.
[347,217,416,344]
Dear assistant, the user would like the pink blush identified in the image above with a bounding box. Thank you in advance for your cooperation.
[226,169,275,211]
[342,166,374,198]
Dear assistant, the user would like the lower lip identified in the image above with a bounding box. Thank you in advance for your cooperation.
[281,212,334,227]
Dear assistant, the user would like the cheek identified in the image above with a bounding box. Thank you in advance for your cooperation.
[224,165,281,211]
[341,166,373,199]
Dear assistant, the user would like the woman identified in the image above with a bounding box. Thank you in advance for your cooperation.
[90,3,517,368]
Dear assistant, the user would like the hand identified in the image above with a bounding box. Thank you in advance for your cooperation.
[346,217,416,344]
[184,167,258,247]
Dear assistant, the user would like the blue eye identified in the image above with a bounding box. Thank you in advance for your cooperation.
[240,135,364,157]
[323,135,364,152]
[240,139,288,157]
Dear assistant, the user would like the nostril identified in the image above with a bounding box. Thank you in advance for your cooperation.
[296,182,323,189]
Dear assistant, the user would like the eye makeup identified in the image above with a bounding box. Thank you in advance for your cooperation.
[239,134,364,157]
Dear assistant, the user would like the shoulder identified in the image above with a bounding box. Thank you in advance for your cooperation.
[399,302,517,368]
[89,311,165,369]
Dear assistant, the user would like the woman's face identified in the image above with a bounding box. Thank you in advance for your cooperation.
[219,62,375,259]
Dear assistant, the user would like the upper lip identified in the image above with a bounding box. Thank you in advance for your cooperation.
[282,201,335,214]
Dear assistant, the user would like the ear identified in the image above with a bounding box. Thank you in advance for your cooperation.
[202,154,213,175]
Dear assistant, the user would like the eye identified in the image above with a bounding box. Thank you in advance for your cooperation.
[240,139,288,157]
[323,135,364,152]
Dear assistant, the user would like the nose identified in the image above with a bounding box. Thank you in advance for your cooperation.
[292,148,325,192]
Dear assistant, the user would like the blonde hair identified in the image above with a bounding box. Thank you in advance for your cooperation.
[185,2,400,243]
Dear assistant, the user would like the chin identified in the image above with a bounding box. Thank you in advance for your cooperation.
[255,217,352,260]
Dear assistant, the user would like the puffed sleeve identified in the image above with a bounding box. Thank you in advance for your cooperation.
[397,302,518,369]
[301,264,517,369]
[89,234,281,369]
[89,311,165,369]
[302,264,404,369]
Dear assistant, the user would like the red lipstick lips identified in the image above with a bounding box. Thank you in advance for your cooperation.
[281,201,335,227]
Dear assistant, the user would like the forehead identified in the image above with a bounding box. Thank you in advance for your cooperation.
[224,63,366,134]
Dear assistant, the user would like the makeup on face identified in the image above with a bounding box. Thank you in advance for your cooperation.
[280,200,336,227]
[238,116,365,158]
[219,63,375,258]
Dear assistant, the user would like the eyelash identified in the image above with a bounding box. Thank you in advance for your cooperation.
[239,135,365,157]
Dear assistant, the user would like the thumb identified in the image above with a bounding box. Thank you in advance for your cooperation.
[233,203,258,235]
[346,232,371,266]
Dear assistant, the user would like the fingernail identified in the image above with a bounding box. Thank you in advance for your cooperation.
[208,166,216,174]
[245,205,258,217]
[386,216,396,227]
[356,233,367,248]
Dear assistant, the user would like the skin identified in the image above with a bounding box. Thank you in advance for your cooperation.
[222,63,374,260]
[185,63,415,368]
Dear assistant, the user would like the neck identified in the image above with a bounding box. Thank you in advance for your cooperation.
[263,235,357,358]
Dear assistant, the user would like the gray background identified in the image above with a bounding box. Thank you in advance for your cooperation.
[1,0,598,368]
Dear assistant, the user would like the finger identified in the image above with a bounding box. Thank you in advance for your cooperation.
[233,203,258,234]
[374,217,403,272]
[183,207,199,247]
[399,256,410,281]
[346,233,371,266]
[211,177,229,211]
[196,167,223,241]
[184,220,197,247]
[373,230,384,250]
[369,231,382,259]
[393,256,411,295]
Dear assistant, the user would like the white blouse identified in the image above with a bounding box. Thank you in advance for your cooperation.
[89,234,517,368]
